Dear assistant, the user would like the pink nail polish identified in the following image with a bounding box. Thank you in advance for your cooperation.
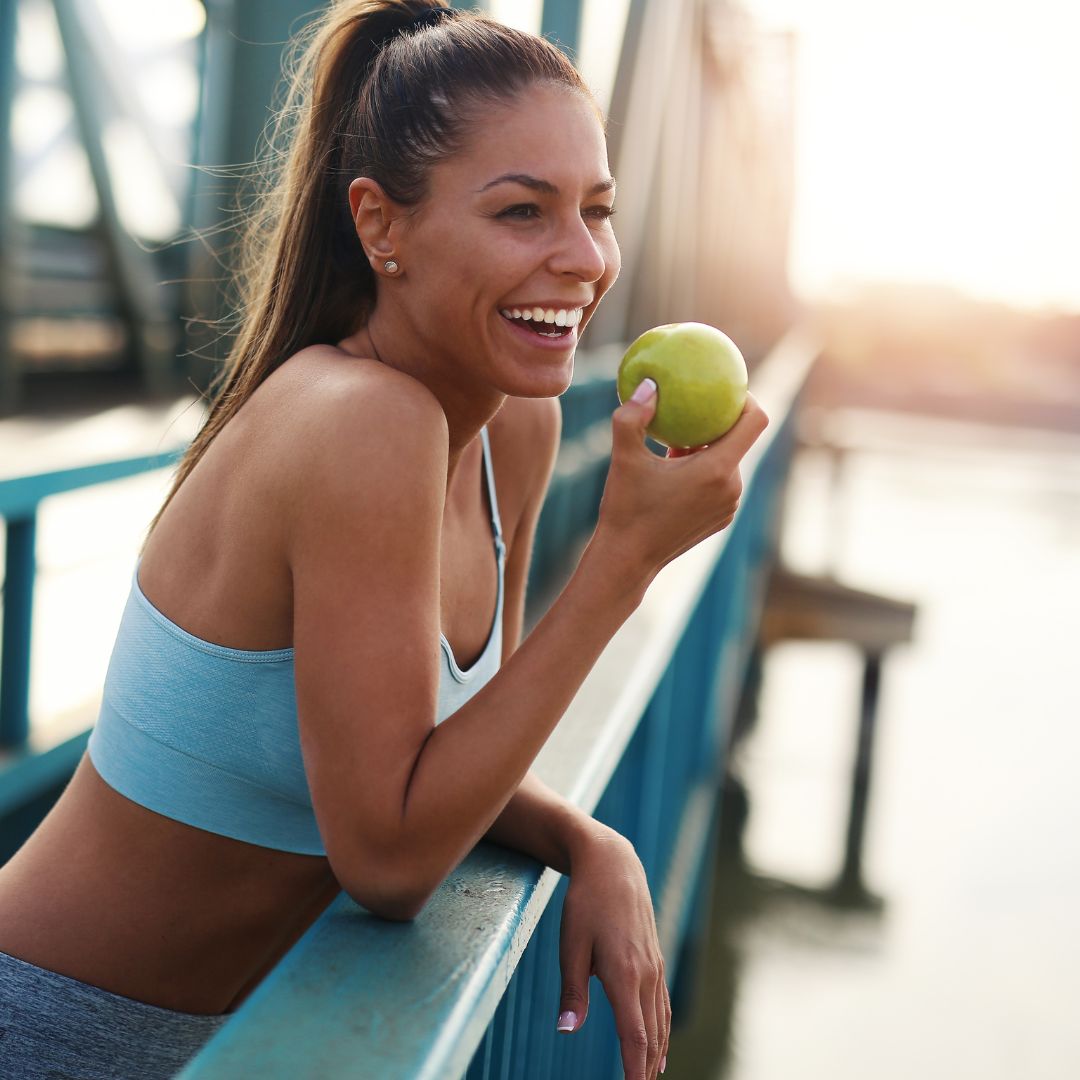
[660,1054,667,1074]
[630,377,657,404]
[557,1010,578,1032]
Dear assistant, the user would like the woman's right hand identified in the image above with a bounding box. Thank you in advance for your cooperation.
[593,378,770,584]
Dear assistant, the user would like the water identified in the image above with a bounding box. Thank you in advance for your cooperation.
[668,410,1080,1079]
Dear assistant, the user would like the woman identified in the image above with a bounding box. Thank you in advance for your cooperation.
[0,3,766,1078]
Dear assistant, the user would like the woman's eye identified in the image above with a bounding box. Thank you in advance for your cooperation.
[496,203,616,222]
[499,204,540,220]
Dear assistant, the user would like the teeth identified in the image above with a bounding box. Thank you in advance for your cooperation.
[501,306,584,329]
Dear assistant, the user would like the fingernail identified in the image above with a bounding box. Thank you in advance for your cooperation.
[556,1010,578,1032]
[660,1054,667,1073]
[630,377,657,404]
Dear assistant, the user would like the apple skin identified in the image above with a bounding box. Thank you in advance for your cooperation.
[616,323,748,449]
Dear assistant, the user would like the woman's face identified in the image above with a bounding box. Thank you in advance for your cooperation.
[393,82,621,398]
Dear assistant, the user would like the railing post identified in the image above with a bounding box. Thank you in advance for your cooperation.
[1,513,36,748]
[837,650,883,897]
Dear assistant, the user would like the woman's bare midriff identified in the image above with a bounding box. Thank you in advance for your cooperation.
[0,754,341,1015]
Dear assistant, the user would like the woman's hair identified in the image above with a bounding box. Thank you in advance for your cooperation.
[146,0,590,539]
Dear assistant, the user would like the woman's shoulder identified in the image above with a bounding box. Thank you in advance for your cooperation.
[268,345,447,453]
[262,346,450,507]
[271,345,447,432]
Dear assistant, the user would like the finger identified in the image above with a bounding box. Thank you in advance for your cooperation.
[556,935,590,1034]
[639,976,661,1080]
[612,378,658,457]
[655,963,671,1075]
[700,393,769,466]
[608,983,650,1080]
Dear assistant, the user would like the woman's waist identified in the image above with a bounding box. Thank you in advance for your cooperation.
[0,754,339,1014]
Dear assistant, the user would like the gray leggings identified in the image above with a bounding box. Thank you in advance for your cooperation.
[0,949,229,1079]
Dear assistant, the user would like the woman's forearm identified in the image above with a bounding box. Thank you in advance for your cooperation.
[395,538,645,903]
[482,769,604,875]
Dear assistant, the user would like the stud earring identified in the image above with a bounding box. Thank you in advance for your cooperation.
[383,259,400,274]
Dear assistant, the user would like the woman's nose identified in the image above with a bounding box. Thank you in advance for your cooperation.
[548,215,609,282]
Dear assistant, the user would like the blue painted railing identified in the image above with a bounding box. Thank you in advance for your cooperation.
[180,330,816,1079]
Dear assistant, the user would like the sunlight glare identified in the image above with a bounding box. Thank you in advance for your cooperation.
[743,0,1080,311]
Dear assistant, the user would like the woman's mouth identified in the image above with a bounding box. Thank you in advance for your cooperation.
[499,305,583,340]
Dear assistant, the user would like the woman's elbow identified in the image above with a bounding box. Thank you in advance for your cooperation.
[341,866,435,922]
[358,889,428,922]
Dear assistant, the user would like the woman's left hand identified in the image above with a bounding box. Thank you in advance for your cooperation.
[556,827,671,1079]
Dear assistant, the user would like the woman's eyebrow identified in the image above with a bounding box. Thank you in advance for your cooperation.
[477,173,617,197]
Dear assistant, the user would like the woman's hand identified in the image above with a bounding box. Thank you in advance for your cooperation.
[593,380,769,587]
[557,828,671,1080]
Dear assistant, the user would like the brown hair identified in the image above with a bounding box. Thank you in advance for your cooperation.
[147,0,589,540]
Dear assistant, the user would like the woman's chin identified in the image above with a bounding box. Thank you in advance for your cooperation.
[507,359,574,399]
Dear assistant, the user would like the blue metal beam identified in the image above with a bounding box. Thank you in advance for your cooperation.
[0,0,17,414]
[183,0,328,380]
[541,0,583,56]
[51,0,177,394]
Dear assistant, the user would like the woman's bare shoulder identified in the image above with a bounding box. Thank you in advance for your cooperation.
[270,346,446,428]
[268,345,447,454]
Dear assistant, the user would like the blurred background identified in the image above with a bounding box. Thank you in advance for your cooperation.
[0,1,1077,1077]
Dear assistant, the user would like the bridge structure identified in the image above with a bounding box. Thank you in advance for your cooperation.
[0,1,814,1075]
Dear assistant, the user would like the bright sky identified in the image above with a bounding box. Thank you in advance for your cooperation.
[745,0,1080,312]
[16,0,1078,313]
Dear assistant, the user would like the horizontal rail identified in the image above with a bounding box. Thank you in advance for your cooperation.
[181,326,819,1079]
[0,447,186,750]
[0,448,184,519]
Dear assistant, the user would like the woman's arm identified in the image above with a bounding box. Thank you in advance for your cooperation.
[482,770,595,874]
[289,371,639,918]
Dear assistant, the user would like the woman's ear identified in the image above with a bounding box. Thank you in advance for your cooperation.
[348,177,403,275]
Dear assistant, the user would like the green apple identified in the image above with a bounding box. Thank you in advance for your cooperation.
[616,322,748,449]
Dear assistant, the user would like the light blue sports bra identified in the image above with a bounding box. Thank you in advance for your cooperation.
[87,427,506,856]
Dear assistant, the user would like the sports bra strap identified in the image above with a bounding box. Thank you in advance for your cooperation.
[478,426,504,549]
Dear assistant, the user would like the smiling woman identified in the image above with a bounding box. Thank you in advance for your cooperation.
[0,4,767,1079]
